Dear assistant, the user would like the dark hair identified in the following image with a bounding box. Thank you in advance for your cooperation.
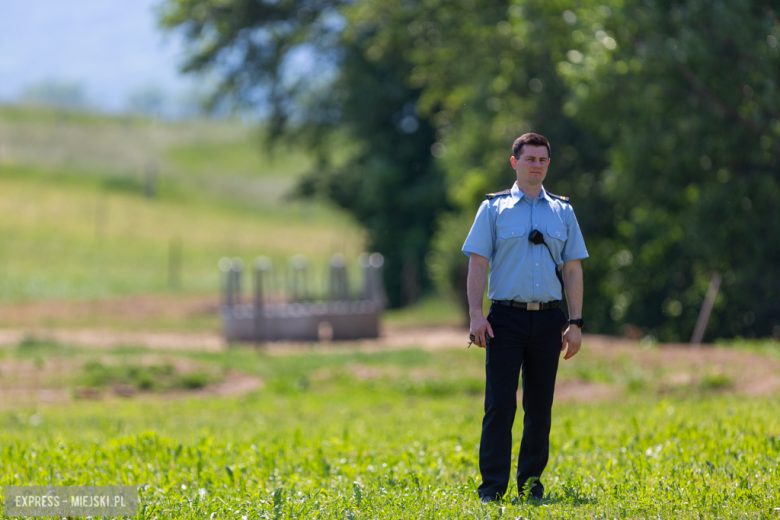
[512,133,551,159]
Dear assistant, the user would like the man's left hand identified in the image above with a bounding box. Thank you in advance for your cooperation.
[561,326,582,360]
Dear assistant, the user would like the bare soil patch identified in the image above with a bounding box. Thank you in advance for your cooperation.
[573,334,780,399]
[0,293,220,332]
[551,381,621,404]
[256,325,470,354]
[0,323,467,353]
[163,372,263,399]
[1,304,779,406]
[0,355,262,409]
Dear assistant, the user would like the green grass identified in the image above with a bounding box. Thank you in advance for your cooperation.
[0,105,365,304]
[719,338,780,359]
[1,343,779,518]
[80,360,217,391]
[383,295,465,327]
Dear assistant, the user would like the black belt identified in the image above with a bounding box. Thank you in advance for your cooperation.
[492,300,561,311]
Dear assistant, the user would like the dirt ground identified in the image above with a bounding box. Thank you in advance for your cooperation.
[0,360,262,410]
[2,325,780,407]
[0,294,221,336]
[0,293,779,407]
[552,335,780,403]
[0,336,264,409]
[0,294,218,326]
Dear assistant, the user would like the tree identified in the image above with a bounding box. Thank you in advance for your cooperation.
[556,0,780,340]
[399,0,614,324]
[163,0,780,339]
[160,0,448,306]
[414,0,780,340]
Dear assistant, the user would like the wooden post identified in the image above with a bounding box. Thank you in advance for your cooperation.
[690,272,722,345]
[253,257,272,347]
[231,257,244,305]
[219,257,232,307]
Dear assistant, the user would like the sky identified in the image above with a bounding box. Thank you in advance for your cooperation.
[0,0,196,112]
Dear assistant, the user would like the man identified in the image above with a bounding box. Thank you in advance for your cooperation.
[462,133,588,503]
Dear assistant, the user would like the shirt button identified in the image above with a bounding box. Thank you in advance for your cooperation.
[536,284,539,287]
[536,263,539,266]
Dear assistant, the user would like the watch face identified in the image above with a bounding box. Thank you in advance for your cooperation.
[570,319,584,328]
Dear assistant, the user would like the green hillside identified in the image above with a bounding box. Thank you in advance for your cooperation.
[0,105,365,303]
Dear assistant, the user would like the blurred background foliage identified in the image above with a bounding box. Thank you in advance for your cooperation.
[161,0,780,341]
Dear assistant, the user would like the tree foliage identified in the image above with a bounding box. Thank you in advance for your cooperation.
[162,0,780,339]
[161,0,448,307]
[553,0,780,340]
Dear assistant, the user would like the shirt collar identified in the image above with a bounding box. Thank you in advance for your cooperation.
[510,182,522,204]
[511,182,551,205]
[540,186,554,204]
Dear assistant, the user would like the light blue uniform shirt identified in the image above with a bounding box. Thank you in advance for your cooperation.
[462,182,588,303]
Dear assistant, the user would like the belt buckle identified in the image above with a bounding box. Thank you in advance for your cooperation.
[526,302,541,311]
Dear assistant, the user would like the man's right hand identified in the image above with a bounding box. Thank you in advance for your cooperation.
[469,314,494,349]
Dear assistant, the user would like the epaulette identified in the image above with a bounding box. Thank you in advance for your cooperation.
[546,192,570,203]
[485,189,511,200]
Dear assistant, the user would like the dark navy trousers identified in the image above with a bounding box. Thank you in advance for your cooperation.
[478,304,568,501]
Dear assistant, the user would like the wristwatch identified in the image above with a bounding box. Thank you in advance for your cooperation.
[569,318,584,328]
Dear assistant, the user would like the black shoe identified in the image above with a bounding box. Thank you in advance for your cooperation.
[525,492,543,504]
[518,481,544,503]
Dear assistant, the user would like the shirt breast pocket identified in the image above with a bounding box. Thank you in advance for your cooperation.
[545,226,567,260]
[497,226,526,240]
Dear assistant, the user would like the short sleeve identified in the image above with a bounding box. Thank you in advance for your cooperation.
[561,209,589,262]
[462,200,494,259]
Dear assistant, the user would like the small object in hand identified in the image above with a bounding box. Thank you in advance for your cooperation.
[468,334,476,348]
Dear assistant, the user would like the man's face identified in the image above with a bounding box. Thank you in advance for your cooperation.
[510,144,550,186]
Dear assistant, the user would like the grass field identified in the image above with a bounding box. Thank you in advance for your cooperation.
[0,105,365,306]
[2,104,779,519]
[1,339,779,518]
